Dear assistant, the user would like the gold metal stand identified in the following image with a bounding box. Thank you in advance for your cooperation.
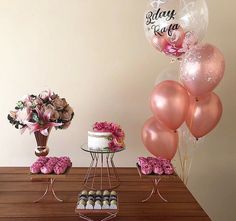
[81,144,125,190]
[77,210,118,221]
[141,177,167,202]
[29,168,70,203]
[75,202,119,221]
[136,164,177,203]
[33,178,63,203]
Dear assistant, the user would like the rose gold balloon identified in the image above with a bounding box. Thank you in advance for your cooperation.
[150,80,189,131]
[186,92,223,139]
[180,43,225,97]
[142,117,179,160]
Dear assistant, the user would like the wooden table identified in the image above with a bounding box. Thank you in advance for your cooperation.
[0,167,211,221]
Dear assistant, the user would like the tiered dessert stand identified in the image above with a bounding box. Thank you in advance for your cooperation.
[81,144,125,190]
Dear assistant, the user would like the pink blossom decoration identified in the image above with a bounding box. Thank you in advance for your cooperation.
[93,121,125,151]
[137,157,174,175]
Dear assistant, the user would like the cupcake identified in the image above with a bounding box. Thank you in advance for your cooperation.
[86,200,94,210]
[88,190,95,196]
[80,190,88,197]
[96,190,102,196]
[77,199,86,209]
[102,200,110,209]
[94,200,102,209]
[103,190,110,197]
[110,191,117,196]
[110,200,117,209]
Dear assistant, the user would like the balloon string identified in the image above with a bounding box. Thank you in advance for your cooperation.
[184,129,188,184]
[179,129,186,181]
[189,101,196,132]
[185,139,197,185]
[177,141,184,180]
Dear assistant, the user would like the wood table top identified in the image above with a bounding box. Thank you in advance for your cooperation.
[0,167,211,221]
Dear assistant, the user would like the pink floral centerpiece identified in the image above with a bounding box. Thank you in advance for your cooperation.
[93,121,125,151]
[8,90,74,156]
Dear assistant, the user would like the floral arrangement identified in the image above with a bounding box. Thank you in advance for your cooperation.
[7,90,74,136]
[93,121,125,151]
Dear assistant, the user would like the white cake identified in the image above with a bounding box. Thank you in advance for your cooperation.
[88,131,113,150]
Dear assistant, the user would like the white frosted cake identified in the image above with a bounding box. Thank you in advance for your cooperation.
[88,131,113,150]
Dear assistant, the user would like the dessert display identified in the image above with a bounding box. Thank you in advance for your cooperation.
[30,156,72,175]
[76,190,118,210]
[137,157,174,175]
[88,121,125,151]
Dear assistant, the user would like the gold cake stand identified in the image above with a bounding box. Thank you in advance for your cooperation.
[81,144,125,190]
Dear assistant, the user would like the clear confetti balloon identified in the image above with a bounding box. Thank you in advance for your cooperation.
[180,43,225,97]
[144,0,208,58]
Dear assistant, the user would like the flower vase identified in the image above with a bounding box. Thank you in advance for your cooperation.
[34,128,51,157]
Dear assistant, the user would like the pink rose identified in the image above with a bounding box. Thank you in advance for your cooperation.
[52,98,67,110]
[39,90,55,101]
[43,105,60,121]
[64,105,73,115]
[60,111,72,122]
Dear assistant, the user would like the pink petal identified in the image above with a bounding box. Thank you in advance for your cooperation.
[40,128,49,136]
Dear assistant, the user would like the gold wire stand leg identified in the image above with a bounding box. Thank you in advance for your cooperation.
[78,212,118,221]
[141,178,168,203]
[83,152,120,190]
[34,178,63,203]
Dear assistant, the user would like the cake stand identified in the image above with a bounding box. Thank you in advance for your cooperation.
[81,144,125,190]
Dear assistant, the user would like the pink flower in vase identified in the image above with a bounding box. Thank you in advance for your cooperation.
[24,107,62,136]
[39,90,55,101]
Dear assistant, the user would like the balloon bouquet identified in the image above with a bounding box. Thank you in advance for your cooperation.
[142,0,225,184]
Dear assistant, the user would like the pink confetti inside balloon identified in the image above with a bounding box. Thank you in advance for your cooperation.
[180,43,225,97]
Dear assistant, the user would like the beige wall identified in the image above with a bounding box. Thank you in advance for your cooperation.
[0,1,235,220]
